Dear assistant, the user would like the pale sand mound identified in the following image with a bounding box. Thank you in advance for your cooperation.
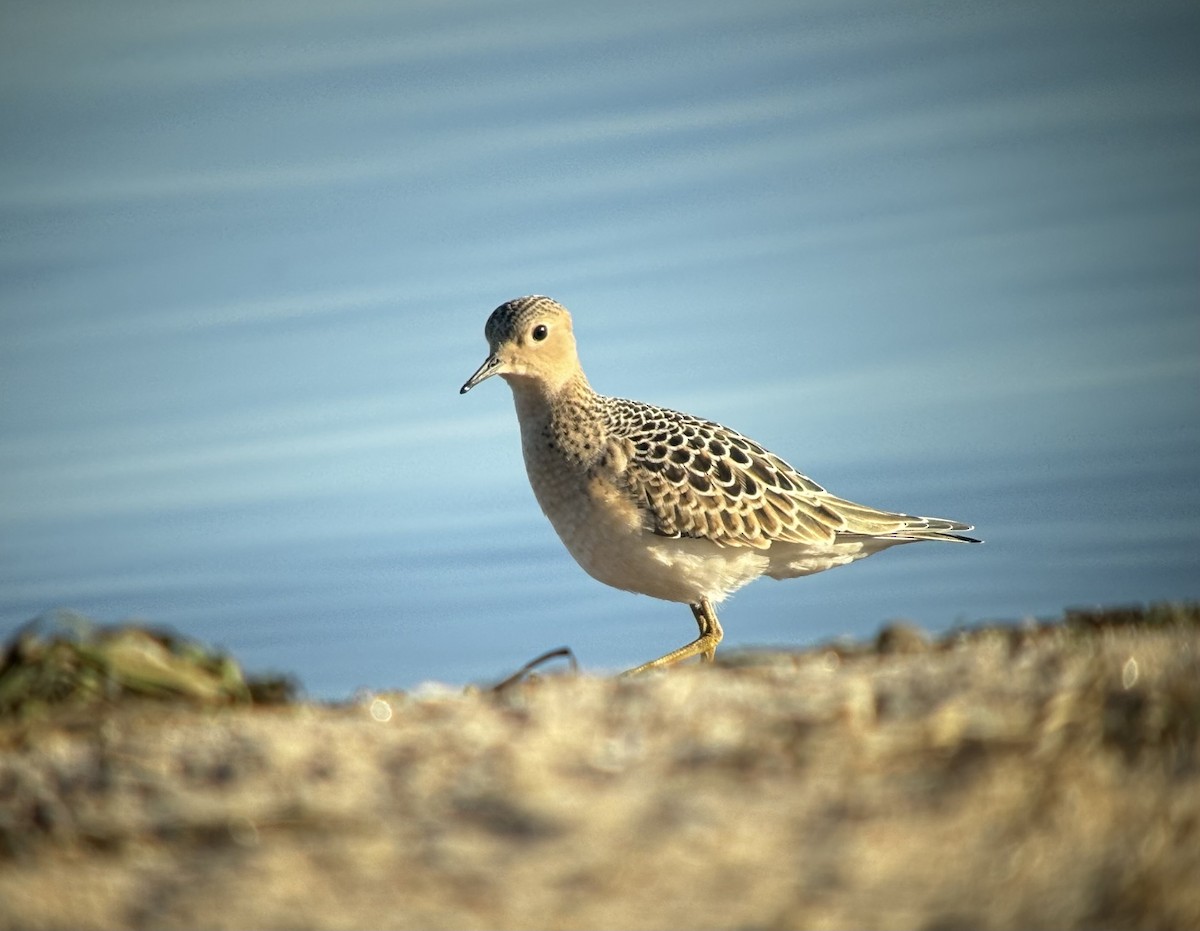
[1,607,1198,930]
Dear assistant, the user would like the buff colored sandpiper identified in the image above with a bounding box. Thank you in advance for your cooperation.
[460,296,980,675]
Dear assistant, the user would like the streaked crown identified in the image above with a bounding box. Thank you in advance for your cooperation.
[485,295,571,347]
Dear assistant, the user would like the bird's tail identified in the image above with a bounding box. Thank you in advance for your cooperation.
[824,496,982,543]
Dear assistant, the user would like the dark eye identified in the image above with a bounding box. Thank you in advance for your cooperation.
[531,324,548,341]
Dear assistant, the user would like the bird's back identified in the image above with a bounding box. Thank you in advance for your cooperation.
[597,393,978,553]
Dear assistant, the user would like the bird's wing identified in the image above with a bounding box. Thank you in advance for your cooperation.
[602,399,975,549]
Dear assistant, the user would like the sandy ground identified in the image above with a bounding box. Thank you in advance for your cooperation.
[1,606,1198,930]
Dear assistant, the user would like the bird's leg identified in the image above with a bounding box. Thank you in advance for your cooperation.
[620,598,724,676]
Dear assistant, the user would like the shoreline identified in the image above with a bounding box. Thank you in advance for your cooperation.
[2,604,1198,929]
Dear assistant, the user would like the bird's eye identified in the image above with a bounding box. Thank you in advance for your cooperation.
[531,324,548,342]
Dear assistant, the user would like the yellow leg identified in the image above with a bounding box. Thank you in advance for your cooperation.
[620,598,724,676]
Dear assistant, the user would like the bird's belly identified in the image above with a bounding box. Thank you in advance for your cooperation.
[561,517,772,605]
[527,463,768,605]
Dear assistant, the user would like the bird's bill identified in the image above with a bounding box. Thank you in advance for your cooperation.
[460,352,502,394]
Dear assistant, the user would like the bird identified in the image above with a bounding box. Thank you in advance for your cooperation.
[460,295,980,675]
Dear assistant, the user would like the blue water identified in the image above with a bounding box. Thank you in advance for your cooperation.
[3,0,1198,697]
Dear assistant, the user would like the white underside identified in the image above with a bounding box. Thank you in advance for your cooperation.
[567,522,911,605]
[531,461,911,605]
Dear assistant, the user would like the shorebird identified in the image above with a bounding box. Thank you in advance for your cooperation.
[460,295,979,674]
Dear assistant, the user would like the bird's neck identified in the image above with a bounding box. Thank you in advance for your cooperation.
[508,372,596,424]
[509,374,606,468]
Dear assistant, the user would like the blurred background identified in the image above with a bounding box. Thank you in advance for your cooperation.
[2,0,1198,698]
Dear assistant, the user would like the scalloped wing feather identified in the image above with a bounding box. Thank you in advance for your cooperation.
[603,399,976,550]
